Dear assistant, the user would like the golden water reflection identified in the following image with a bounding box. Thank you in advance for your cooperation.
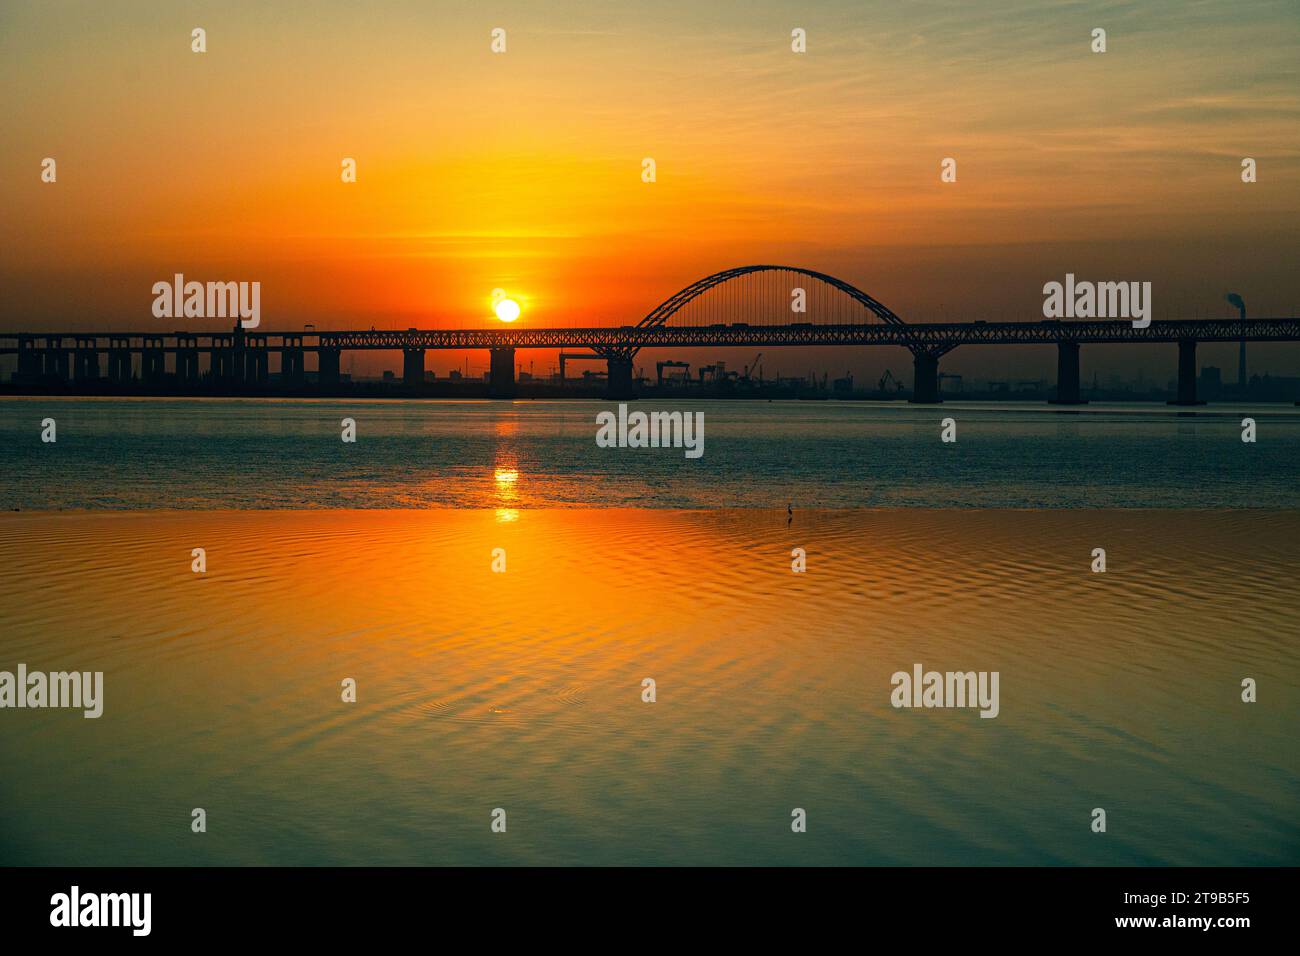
[0,509,1295,865]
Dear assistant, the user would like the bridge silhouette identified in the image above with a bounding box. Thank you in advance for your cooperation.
[4,265,1298,404]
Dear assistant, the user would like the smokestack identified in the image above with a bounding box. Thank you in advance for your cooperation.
[1225,292,1246,320]
[1226,293,1247,388]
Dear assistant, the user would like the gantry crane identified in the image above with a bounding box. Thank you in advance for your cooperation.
[656,360,690,386]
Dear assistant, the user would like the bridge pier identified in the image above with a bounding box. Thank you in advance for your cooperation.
[281,346,305,386]
[489,347,516,398]
[244,346,268,384]
[910,352,941,404]
[211,337,239,382]
[605,357,634,400]
[75,341,100,381]
[16,339,41,380]
[1169,338,1205,406]
[142,338,166,383]
[1049,341,1086,404]
[403,348,425,386]
[319,348,341,385]
[108,340,132,383]
[108,352,130,382]
[176,340,199,383]
[43,344,71,382]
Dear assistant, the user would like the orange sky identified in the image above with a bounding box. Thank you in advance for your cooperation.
[2,0,1298,379]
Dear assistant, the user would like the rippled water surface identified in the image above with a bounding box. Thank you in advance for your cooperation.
[1,509,1296,865]
[3,397,1299,508]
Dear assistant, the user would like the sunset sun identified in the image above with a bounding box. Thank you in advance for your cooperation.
[494,297,521,322]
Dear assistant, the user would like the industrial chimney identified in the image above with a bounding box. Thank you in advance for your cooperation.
[1225,293,1247,389]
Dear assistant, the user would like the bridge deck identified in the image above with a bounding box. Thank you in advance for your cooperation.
[2,318,1298,353]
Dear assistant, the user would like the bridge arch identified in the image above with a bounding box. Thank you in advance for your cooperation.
[597,265,921,360]
[637,265,906,330]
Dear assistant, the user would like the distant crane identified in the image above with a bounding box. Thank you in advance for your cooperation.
[742,353,764,383]
[558,351,605,382]
[878,369,905,394]
[656,360,690,386]
[699,361,727,384]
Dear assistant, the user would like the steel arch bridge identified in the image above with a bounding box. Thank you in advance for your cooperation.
[594,265,936,360]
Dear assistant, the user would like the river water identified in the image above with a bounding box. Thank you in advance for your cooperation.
[0,398,1296,864]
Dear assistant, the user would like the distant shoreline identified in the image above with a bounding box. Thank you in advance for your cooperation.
[4,382,1293,404]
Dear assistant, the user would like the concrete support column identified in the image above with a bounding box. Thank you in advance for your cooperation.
[1050,341,1085,404]
[910,351,941,404]
[142,344,165,382]
[44,348,71,381]
[1170,338,1205,406]
[17,340,41,378]
[281,348,305,385]
[319,348,341,385]
[489,347,516,398]
[211,347,236,382]
[605,356,634,400]
[177,350,199,382]
[108,343,132,382]
[403,348,426,386]
[109,352,129,381]
[76,349,100,380]
[241,349,265,384]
